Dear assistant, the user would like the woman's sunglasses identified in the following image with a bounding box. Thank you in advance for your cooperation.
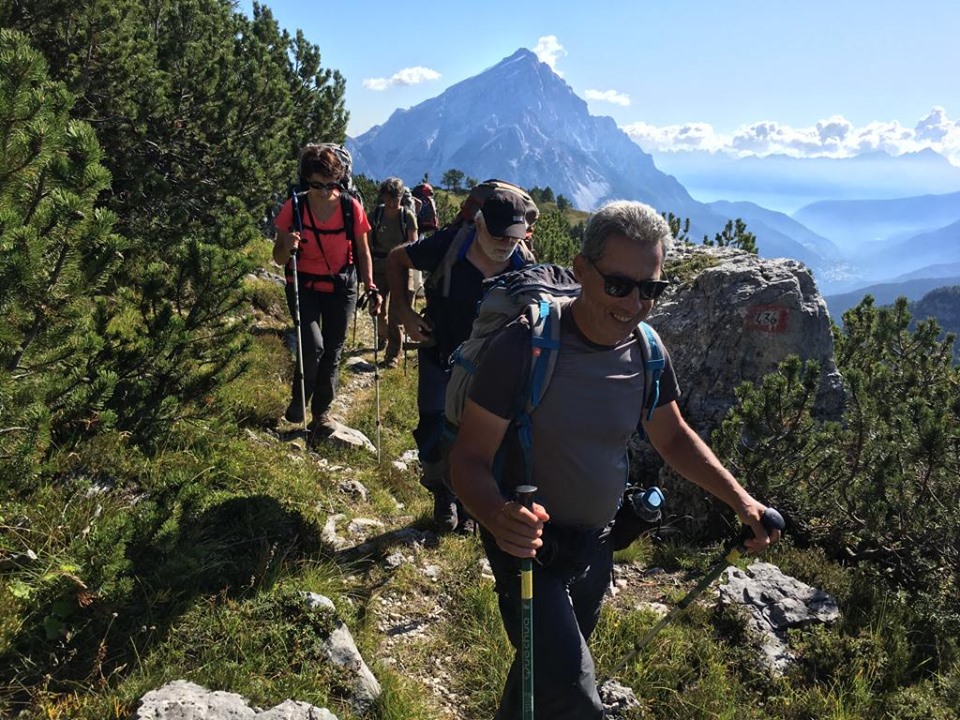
[588,258,671,300]
[306,180,341,191]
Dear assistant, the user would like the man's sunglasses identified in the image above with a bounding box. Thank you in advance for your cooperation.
[306,181,341,191]
[588,259,671,300]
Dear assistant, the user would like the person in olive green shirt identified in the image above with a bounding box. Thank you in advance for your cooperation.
[369,177,418,366]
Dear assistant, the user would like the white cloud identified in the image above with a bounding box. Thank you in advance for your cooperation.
[533,35,566,76]
[362,66,441,91]
[623,107,960,166]
[622,121,725,152]
[585,89,631,107]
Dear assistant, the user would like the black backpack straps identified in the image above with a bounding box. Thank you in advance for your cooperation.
[424,224,472,298]
[340,192,358,267]
[340,193,355,242]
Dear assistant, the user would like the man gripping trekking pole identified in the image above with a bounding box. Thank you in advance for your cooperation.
[451,200,781,719]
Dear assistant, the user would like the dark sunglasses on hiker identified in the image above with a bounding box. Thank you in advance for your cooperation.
[307,180,341,191]
[588,258,671,300]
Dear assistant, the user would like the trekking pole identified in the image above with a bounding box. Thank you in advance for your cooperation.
[614,507,785,674]
[351,304,359,350]
[289,189,309,434]
[371,309,381,465]
[515,484,537,720]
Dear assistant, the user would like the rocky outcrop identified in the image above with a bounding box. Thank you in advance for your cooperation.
[652,245,844,432]
[136,680,338,719]
[719,561,840,674]
[630,245,845,536]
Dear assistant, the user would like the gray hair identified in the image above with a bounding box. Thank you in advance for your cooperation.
[378,176,405,199]
[581,200,674,262]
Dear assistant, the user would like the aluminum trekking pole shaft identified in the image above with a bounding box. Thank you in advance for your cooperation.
[351,305,359,350]
[615,507,785,674]
[372,313,381,464]
[516,484,537,720]
[289,191,309,434]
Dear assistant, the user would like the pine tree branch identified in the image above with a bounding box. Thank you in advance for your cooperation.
[7,236,70,372]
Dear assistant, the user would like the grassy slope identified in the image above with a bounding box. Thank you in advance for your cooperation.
[1,259,955,719]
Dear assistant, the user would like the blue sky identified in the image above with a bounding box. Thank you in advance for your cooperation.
[239,0,960,163]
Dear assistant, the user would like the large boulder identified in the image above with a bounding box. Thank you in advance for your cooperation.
[631,245,845,537]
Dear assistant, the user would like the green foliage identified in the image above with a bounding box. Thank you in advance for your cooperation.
[0,29,125,477]
[907,285,960,364]
[530,208,581,266]
[712,296,960,673]
[662,211,694,244]
[1,0,348,447]
[441,168,465,193]
[704,218,759,253]
[555,194,572,211]
[433,189,462,228]
[527,185,555,204]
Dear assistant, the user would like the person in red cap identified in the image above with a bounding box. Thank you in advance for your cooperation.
[386,187,537,532]
[412,183,439,238]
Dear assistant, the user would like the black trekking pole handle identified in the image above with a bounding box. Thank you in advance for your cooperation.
[615,506,785,674]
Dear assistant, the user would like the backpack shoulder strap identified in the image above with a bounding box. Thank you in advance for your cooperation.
[524,298,564,412]
[340,193,355,242]
[340,193,359,265]
[635,321,665,423]
[428,224,473,297]
[513,297,565,487]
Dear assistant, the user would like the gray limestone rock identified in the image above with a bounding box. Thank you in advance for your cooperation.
[135,680,337,719]
[719,561,840,674]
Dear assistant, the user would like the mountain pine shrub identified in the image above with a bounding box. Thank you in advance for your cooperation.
[713,296,960,675]
[0,29,125,481]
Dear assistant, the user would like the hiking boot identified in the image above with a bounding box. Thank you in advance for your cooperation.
[284,399,305,424]
[455,502,477,535]
[381,354,400,369]
[432,492,458,533]
[308,414,339,442]
[456,517,477,536]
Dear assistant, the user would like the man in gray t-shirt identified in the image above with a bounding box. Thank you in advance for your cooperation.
[450,200,781,720]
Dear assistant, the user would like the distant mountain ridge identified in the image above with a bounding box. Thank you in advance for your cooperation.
[650,148,960,214]
[347,47,958,299]
[348,48,841,281]
[792,191,960,250]
[349,49,695,214]
[825,276,960,318]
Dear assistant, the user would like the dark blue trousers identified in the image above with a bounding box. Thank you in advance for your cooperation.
[482,525,612,719]
[285,280,357,418]
[413,347,449,469]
